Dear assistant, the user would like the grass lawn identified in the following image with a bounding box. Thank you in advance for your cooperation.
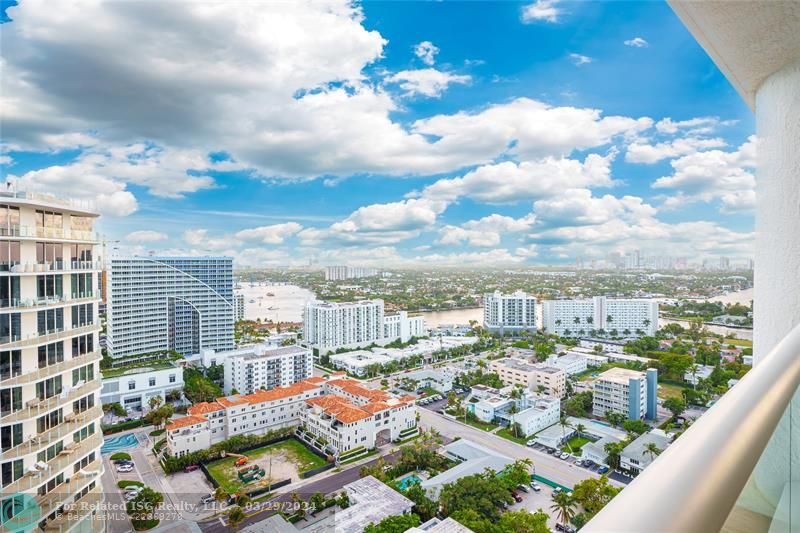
[723,338,753,347]
[561,436,591,453]
[658,382,687,401]
[207,439,326,493]
[496,427,527,445]
[464,417,499,432]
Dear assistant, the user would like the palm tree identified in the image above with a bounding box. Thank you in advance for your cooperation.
[644,442,662,462]
[575,423,586,437]
[550,491,577,529]
[689,364,699,389]
[564,328,572,337]
[574,317,581,325]
[559,415,573,451]
[148,395,163,411]
[623,328,631,337]
[586,316,594,325]
[604,441,625,469]
[643,318,651,329]
[607,314,614,324]
[214,487,230,504]
[227,506,246,531]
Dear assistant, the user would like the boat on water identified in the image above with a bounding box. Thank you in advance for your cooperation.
[266,292,275,297]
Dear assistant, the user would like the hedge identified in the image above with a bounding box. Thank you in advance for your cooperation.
[102,419,146,434]
[110,452,132,461]
[149,429,165,437]
[118,480,144,489]
[131,519,159,531]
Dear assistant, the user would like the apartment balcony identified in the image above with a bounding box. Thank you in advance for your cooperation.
[0,322,99,349]
[0,225,99,243]
[2,405,103,460]
[1,261,101,275]
[1,351,101,387]
[0,293,100,312]
[0,380,102,424]
[4,433,103,497]
[43,484,104,533]
[36,457,104,520]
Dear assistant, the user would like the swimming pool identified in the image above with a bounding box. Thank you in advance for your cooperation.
[101,433,138,454]
[397,474,422,491]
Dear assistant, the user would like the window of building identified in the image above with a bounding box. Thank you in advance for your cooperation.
[128,381,136,390]
[149,378,156,387]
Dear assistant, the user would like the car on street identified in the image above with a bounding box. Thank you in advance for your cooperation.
[184,464,200,473]
[546,448,555,454]
[526,439,536,446]
[530,482,542,492]
[575,459,583,466]
[598,466,610,474]
[559,452,570,460]
[200,494,215,505]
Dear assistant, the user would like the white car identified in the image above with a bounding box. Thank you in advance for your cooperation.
[117,465,134,473]
[559,452,570,460]
[526,439,536,446]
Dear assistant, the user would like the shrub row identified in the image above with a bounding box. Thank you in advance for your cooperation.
[102,419,146,435]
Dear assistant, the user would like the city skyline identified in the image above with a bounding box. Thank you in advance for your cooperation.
[0,1,755,267]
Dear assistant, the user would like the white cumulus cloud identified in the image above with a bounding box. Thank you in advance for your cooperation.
[126,230,168,243]
[385,69,471,98]
[624,37,649,48]
[414,41,439,66]
[521,0,563,23]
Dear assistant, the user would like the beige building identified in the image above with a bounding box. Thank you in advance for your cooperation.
[0,191,104,533]
[490,358,566,398]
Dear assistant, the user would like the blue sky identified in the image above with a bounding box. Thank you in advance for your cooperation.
[0,0,755,267]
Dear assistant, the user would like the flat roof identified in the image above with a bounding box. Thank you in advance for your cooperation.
[333,476,413,531]
[597,367,646,384]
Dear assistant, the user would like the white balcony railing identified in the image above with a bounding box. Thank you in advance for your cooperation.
[0,322,99,349]
[0,293,99,311]
[584,323,800,533]
[0,261,101,274]
[1,406,103,460]
[0,225,98,242]
[1,349,102,387]
[0,380,102,424]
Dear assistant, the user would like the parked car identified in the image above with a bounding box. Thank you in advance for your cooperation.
[116,465,133,473]
[559,452,570,460]
[556,524,577,533]
[526,439,536,446]
[113,459,133,465]
[575,459,583,466]
[553,487,562,494]
[200,494,215,505]
[517,484,529,493]
[530,482,542,492]
[598,466,610,474]
[511,490,523,503]
[546,448,556,455]
[184,465,200,473]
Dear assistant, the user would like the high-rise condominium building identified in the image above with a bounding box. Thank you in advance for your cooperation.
[542,296,658,338]
[0,191,104,532]
[234,293,245,321]
[483,290,537,334]
[223,344,313,395]
[592,367,658,420]
[324,265,378,281]
[107,256,235,358]
[304,299,384,355]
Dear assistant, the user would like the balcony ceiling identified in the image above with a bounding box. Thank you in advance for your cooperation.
[669,1,800,109]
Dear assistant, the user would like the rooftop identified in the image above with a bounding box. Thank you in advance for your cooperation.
[329,475,414,533]
[305,395,374,424]
[422,439,514,498]
[166,415,208,431]
[622,430,672,460]
[597,366,646,384]
[187,401,225,416]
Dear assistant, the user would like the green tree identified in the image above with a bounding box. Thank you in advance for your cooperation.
[214,487,229,503]
[622,419,650,435]
[291,492,305,520]
[604,441,625,469]
[310,492,325,515]
[336,491,350,509]
[364,513,421,533]
[550,491,577,529]
[148,395,163,411]
[571,475,621,517]
[499,459,533,490]
[644,442,662,462]
[404,484,437,522]
[227,506,246,531]
[127,487,164,523]
[440,471,513,521]
[663,397,686,419]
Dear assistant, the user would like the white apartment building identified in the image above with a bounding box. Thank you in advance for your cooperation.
[548,353,589,375]
[234,293,245,321]
[330,350,394,376]
[483,291,537,334]
[304,299,427,355]
[489,358,567,398]
[512,396,561,437]
[592,367,658,420]
[100,363,184,411]
[0,191,105,533]
[165,376,416,457]
[324,266,378,281]
[620,429,672,475]
[223,345,313,395]
[383,311,426,343]
[304,299,384,355]
[542,296,659,338]
[107,256,235,358]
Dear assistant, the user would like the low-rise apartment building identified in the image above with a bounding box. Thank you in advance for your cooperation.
[165,377,416,457]
[620,429,672,475]
[490,358,566,398]
[223,344,313,394]
[468,385,560,437]
[548,353,589,375]
[592,367,658,420]
[100,361,184,411]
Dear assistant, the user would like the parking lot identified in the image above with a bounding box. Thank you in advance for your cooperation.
[510,480,571,531]
[526,442,609,474]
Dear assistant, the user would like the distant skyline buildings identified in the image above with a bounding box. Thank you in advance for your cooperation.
[324,265,379,281]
